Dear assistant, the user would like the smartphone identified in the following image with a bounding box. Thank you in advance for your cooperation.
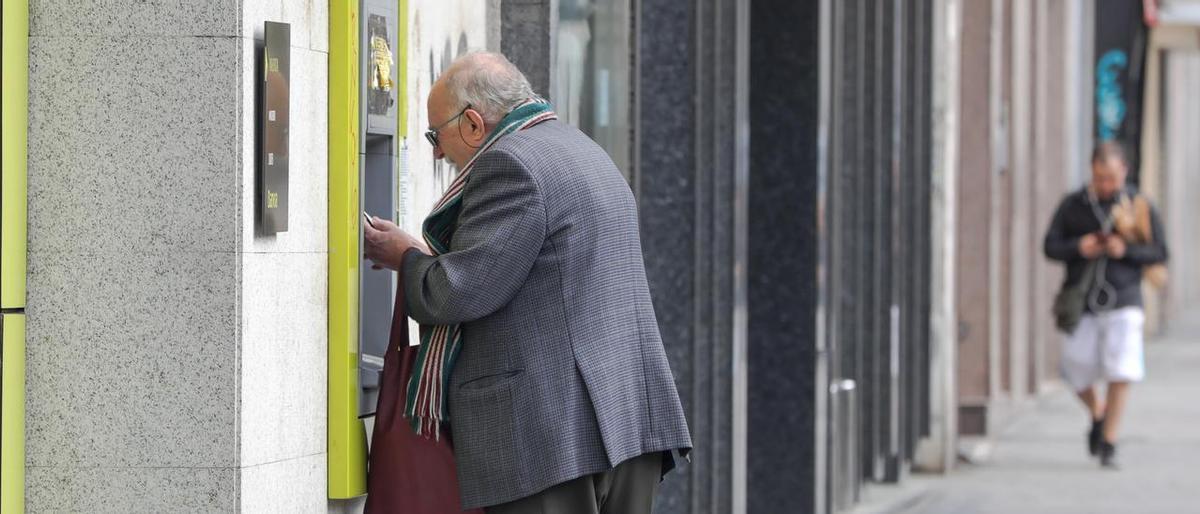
[363,211,376,229]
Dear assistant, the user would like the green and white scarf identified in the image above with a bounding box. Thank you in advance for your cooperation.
[406,99,557,436]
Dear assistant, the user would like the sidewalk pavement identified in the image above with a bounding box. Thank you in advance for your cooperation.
[860,315,1200,514]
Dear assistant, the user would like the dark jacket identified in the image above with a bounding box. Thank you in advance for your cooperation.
[402,120,692,509]
[1043,187,1168,312]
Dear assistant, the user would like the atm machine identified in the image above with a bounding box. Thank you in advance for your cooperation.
[357,0,399,421]
[329,0,406,499]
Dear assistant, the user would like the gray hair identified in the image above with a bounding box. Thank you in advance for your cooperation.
[442,51,538,125]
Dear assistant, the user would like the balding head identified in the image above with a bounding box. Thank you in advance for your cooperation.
[425,52,537,169]
[435,51,536,125]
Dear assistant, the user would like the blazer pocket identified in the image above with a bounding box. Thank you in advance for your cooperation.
[458,369,524,391]
[453,380,523,489]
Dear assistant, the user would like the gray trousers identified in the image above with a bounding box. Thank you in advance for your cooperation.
[485,452,664,514]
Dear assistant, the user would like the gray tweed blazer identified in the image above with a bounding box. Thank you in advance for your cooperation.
[402,120,692,509]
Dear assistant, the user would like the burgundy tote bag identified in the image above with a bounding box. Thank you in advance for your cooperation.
[364,262,483,514]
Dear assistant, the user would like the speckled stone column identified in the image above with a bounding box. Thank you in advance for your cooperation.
[500,0,553,99]
[24,1,331,511]
[25,2,242,511]
[638,0,743,512]
[746,0,823,511]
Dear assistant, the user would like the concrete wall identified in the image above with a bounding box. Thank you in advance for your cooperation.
[402,1,489,236]
[954,0,1084,437]
[1142,25,1200,329]
[954,0,996,435]
[1162,51,1200,317]
[1031,0,1072,386]
[1007,0,1033,403]
[240,1,329,512]
[917,0,961,473]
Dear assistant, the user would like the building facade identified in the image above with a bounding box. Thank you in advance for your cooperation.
[2,1,1198,513]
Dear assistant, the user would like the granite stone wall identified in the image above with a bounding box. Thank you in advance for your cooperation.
[25,2,243,510]
[24,0,331,511]
[746,0,822,511]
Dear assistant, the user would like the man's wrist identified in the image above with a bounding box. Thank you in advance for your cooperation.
[401,247,426,270]
[1068,236,1084,256]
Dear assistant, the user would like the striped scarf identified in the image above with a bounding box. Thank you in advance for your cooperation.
[405,99,557,437]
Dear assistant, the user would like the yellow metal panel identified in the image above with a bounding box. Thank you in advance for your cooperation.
[328,0,368,499]
[1,1,29,512]
[397,0,408,138]
[2,0,29,310]
[1,315,26,514]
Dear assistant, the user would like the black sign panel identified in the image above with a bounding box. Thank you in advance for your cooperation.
[1094,0,1147,183]
[261,22,291,233]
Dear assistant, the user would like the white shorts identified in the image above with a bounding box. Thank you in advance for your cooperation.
[1060,307,1146,391]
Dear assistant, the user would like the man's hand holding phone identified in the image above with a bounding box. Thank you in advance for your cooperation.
[1079,233,1105,259]
[363,213,432,271]
[1104,232,1127,259]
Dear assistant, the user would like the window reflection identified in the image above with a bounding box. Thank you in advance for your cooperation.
[553,0,632,178]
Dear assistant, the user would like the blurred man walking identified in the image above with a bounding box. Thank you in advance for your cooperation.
[1044,141,1169,468]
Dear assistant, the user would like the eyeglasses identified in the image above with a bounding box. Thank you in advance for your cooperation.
[424,104,471,148]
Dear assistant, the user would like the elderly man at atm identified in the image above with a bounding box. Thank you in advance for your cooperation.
[363,51,691,514]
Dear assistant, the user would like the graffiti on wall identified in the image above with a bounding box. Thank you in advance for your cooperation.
[1093,0,1147,180]
[1096,49,1128,142]
[398,2,487,238]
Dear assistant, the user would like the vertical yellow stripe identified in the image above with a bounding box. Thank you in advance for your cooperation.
[397,0,409,139]
[1,0,29,512]
[328,0,367,500]
[1,0,28,311]
[1,315,26,514]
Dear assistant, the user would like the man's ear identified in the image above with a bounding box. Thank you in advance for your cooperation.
[466,109,487,140]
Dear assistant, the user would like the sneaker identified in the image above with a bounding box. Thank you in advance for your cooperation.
[1099,440,1119,469]
[1088,418,1104,456]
